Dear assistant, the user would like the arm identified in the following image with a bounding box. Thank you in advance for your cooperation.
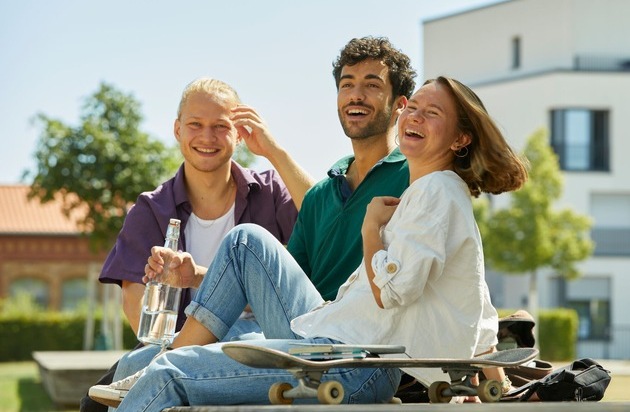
[99,198,171,331]
[121,281,145,335]
[231,104,315,210]
[361,196,401,308]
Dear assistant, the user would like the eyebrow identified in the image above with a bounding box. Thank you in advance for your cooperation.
[408,99,444,112]
[340,73,386,83]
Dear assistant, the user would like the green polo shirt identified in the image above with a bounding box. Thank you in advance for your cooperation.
[287,148,409,300]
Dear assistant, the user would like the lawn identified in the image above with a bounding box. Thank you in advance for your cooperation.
[0,362,78,412]
[0,361,628,411]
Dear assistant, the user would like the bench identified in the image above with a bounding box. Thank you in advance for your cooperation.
[32,350,127,407]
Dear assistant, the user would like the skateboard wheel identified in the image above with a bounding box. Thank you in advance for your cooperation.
[268,382,293,405]
[428,381,452,403]
[317,380,344,404]
[477,379,502,403]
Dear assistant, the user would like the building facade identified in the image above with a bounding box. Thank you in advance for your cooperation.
[0,185,107,311]
[423,0,630,359]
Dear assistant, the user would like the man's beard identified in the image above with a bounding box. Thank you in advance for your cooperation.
[338,103,394,140]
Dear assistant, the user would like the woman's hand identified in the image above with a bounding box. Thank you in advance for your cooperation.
[362,196,400,236]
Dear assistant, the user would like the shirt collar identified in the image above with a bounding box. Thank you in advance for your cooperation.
[328,147,406,178]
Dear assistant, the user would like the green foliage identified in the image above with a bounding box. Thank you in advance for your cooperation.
[24,82,181,251]
[0,312,137,362]
[538,308,578,361]
[476,129,594,279]
[232,143,255,168]
[497,308,578,361]
[0,292,45,316]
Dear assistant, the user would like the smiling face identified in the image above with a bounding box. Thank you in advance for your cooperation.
[336,59,400,141]
[398,82,470,171]
[174,91,239,174]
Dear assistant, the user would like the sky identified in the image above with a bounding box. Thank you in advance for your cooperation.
[0,0,502,185]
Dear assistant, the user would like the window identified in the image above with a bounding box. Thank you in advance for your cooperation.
[62,278,88,311]
[511,36,521,69]
[570,300,610,340]
[9,278,49,308]
[551,109,609,171]
[590,194,630,256]
[555,277,611,341]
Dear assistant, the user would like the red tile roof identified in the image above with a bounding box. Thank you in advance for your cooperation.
[0,185,86,235]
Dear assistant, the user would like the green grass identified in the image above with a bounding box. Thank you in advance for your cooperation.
[0,361,627,411]
[0,362,78,412]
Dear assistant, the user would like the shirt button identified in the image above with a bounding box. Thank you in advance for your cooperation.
[386,262,398,274]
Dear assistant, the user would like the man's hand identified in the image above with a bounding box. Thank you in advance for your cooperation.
[143,246,203,288]
[231,104,280,159]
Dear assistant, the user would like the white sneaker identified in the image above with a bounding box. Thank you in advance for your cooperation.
[88,367,146,408]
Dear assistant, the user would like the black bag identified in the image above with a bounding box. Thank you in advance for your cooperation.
[517,358,611,402]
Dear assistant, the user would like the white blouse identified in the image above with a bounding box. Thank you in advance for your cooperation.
[291,170,498,386]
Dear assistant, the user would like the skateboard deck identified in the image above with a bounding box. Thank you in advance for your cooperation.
[222,342,538,405]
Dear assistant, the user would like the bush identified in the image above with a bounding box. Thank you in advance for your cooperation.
[498,307,578,361]
[538,308,578,361]
[0,312,137,362]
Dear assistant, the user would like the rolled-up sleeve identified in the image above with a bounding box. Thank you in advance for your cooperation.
[372,186,449,309]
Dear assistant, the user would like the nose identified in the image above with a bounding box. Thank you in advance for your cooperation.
[347,86,365,103]
[409,110,425,123]
[201,125,217,141]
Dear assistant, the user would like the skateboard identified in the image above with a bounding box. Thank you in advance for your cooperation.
[222,342,538,405]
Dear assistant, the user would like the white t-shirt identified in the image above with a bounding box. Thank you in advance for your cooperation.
[185,204,236,269]
[290,171,499,386]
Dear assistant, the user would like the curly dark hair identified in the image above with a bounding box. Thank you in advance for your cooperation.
[332,36,416,99]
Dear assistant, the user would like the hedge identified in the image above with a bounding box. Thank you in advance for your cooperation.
[498,308,578,361]
[0,313,137,362]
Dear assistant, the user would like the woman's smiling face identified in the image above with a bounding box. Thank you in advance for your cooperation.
[397,82,466,169]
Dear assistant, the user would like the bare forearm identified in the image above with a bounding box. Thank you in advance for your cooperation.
[121,281,145,335]
[265,147,315,210]
[361,222,384,308]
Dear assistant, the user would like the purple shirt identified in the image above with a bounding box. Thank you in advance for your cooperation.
[99,161,297,331]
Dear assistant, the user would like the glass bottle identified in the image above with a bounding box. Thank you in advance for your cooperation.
[137,218,182,346]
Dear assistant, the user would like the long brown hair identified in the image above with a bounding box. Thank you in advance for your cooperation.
[424,76,528,197]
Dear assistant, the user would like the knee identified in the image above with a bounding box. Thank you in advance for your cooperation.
[227,223,267,239]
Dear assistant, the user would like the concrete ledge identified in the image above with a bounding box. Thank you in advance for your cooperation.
[163,403,630,412]
[33,350,127,407]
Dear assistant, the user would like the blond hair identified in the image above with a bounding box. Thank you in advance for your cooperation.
[177,77,241,119]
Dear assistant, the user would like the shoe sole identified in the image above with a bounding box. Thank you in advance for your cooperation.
[88,387,126,408]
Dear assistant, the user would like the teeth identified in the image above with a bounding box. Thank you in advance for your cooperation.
[405,129,424,137]
[347,109,368,115]
[197,148,218,153]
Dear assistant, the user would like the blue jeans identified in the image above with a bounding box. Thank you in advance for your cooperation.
[111,317,264,380]
[116,224,400,410]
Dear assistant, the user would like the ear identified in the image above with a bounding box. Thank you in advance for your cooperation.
[394,95,408,114]
[174,119,182,142]
[452,133,472,150]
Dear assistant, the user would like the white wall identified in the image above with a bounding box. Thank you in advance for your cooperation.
[422,0,630,359]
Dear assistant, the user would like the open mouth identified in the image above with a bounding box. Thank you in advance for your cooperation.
[345,106,370,119]
[404,129,425,139]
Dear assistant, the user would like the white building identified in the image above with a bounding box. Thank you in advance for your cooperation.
[423,0,630,359]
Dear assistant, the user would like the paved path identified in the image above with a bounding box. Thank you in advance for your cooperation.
[161,358,630,411]
[164,402,630,412]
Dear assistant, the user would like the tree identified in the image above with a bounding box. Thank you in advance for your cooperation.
[24,82,181,251]
[474,129,594,322]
